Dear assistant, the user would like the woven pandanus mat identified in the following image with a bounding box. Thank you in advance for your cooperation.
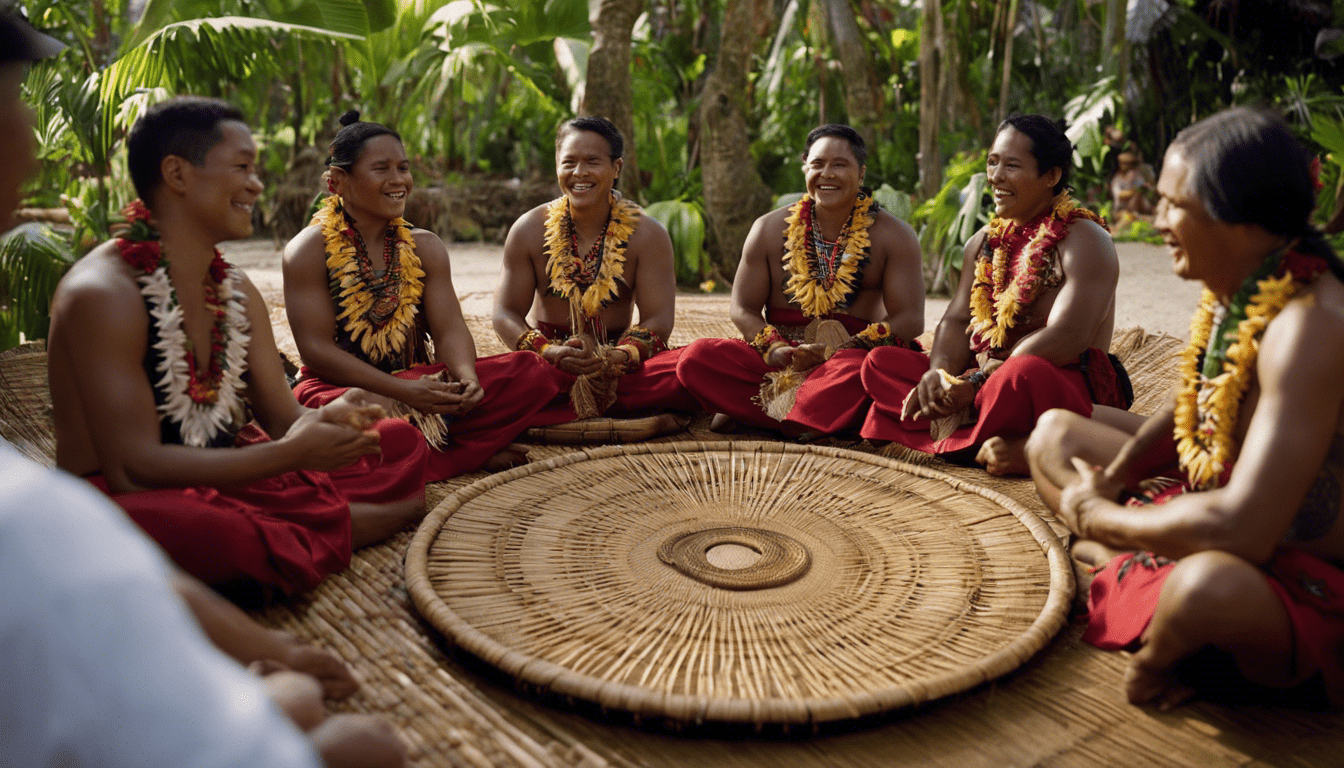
[407,441,1072,726]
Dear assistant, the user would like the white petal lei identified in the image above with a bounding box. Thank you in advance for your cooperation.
[138,264,251,447]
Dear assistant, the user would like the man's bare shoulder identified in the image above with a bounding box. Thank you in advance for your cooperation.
[1058,218,1117,262]
[756,204,793,232]
[55,241,142,307]
[502,202,552,258]
[628,208,672,253]
[870,210,920,250]
[410,228,452,273]
[282,224,325,264]
[1267,274,1344,356]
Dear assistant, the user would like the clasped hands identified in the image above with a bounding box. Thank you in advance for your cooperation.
[397,374,483,416]
[287,388,388,471]
[1058,456,1128,539]
[542,337,633,377]
[765,342,828,371]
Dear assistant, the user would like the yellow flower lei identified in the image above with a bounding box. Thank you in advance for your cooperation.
[1174,271,1302,490]
[969,194,1104,351]
[783,192,876,318]
[543,194,640,320]
[314,196,425,365]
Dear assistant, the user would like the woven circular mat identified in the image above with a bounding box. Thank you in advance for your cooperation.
[407,441,1073,726]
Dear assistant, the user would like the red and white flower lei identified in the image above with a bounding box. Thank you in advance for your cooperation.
[117,200,251,447]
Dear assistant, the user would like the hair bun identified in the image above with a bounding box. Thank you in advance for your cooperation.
[339,109,361,127]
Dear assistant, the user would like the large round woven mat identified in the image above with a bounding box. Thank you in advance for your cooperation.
[407,441,1073,725]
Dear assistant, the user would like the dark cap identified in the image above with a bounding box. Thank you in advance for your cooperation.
[0,9,65,63]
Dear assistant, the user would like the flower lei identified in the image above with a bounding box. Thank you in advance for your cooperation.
[1174,247,1327,490]
[968,194,1106,352]
[114,199,250,448]
[543,193,640,320]
[314,195,425,365]
[782,190,876,318]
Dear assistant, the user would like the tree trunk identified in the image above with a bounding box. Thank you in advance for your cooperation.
[698,0,776,276]
[823,0,881,154]
[583,0,644,201]
[918,0,943,200]
[995,0,1019,126]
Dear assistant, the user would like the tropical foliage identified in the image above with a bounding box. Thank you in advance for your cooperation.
[6,0,1344,350]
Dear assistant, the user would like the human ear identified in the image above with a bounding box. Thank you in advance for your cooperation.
[1045,166,1063,190]
[613,157,624,180]
[160,155,190,195]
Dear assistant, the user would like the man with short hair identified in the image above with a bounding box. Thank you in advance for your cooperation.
[1029,108,1344,709]
[48,96,429,596]
[861,114,1130,473]
[676,123,925,435]
[493,116,695,421]
[0,9,404,765]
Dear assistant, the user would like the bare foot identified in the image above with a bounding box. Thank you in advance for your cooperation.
[483,443,530,472]
[350,492,426,548]
[709,413,738,433]
[975,436,1031,476]
[1124,657,1196,710]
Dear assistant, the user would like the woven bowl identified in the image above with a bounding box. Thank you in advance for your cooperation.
[407,441,1072,725]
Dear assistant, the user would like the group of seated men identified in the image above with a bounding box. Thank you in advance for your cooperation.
[7,7,1344,761]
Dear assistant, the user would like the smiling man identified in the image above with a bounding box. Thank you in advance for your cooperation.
[47,97,430,596]
[860,114,1131,473]
[1026,107,1344,710]
[493,116,695,420]
[675,124,924,436]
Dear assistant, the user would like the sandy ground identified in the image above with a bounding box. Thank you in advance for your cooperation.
[222,239,1202,343]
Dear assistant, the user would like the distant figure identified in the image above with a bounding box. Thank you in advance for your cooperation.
[1111,145,1155,217]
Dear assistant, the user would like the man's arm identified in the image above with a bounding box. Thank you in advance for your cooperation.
[728,213,779,341]
[625,216,676,341]
[872,214,926,343]
[912,233,982,417]
[492,208,544,349]
[1008,219,1118,364]
[416,232,483,413]
[1064,299,1344,563]
[282,227,460,415]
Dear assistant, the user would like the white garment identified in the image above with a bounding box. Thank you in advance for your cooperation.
[0,440,321,768]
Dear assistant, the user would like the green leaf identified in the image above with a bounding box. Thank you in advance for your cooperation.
[0,224,76,345]
[873,184,912,221]
[645,200,708,282]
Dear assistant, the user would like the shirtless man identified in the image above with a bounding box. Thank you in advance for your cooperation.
[676,124,925,435]
[47,97,429,596]
[861,114,1130,473]
[494,116,695,421]
[286,111,566,479]
[1028,108,1344,709]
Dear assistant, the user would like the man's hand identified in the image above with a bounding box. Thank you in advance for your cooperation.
[285,410,381,471]
[278,638,359,700]
[453,378,484,415]
[909,369,975,420]
[787,343,828,372]
[543,338,605,376]
[322,389,389,431]
[395,375,468,415]
[1059,456,1125,538]
[764,344,795,368]
[311,714,408,768]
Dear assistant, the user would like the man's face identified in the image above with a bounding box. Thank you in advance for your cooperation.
[556,129,621,208]
[179,120,263,242]
[1153,146,1229,283]
[987,126,1060,222]
[331,133,412,223]
[803,136,864,208]
[0,61,37,229]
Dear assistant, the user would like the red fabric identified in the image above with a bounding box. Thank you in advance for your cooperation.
[675,338,783,429]
[531,346,697,424]
[859,349,1102,453]
[294,353,568,482]
[764,307,870,336]
[1083,548,1344,705]
[84,417,425,595]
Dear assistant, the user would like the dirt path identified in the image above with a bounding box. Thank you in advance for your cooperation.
[223,239,1200,346]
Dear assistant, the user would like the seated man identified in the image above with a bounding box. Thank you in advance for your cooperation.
[286,112,566,480]
[676,124,924,435]
[1111,144,1155,217]
[1028,108,1344,710]
[48,97,429,596]
[493,117,695,421]
[862,114,1131,473]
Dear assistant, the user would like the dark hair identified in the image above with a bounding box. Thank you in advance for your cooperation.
[1170,107,1342,274]
[126,96,245,205]
[326,110,402,169]
[0,8,64,62]
[804,124,867,167]
[556,117,623,160]
[996,114,1072,194]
